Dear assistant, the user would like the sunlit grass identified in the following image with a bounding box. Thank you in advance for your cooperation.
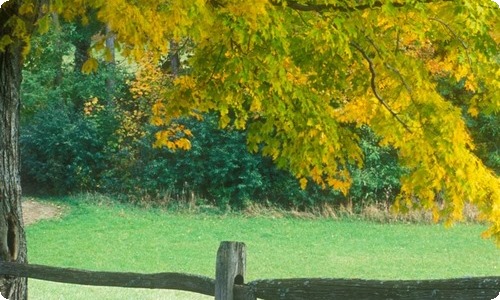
[26,196,499,299]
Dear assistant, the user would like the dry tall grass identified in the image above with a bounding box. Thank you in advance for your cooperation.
[243,200,483,224]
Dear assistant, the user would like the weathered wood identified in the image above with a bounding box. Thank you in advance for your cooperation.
[249,277,500,300]
[234,284,257,300]
[0,1,30,299]
[0,242,498,300]
[215,241,255,300]
[0,261,215,296]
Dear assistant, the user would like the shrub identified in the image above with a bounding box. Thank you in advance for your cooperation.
[21,102,110,194]
[348,127,405,208]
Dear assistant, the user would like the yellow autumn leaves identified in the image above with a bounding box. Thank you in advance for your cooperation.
[126,56,193,151]
[143,0,499,244]
[7,0,497,244]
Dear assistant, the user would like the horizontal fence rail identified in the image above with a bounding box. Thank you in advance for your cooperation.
[249,277,500,300]
[1,241,499,300]
[0,261,215,296]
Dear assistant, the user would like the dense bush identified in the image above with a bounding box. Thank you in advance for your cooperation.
[467,113,500,174]
[21,104,405,209]
[21,102,110,194]
[100,115,325,209]
[99,115,404,210]
[348,127,405,207]
[20,21,124,194]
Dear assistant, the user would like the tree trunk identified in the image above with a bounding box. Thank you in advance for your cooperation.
[105,24,116,101]
[51,12,64,86]
[73,36,91,74]
[0,1,28,299]
[71,16,95,111]
[169,40,180,77]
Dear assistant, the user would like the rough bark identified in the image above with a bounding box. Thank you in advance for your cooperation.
[0,1,28,299]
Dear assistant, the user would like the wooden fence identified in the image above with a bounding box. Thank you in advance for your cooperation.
[0,241,499,299]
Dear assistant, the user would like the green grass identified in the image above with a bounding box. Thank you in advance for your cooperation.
[26,196,499,299]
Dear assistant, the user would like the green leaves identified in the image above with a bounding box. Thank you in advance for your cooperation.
[9,0,500,243]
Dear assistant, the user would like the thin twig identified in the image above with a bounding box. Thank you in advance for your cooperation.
[349,41,413,133]
[429,17,473,69]
[385,63,413,95]
[206,45,225,84]
[385,63,446,137]
[295,9,309,26]
[395,28,401,55]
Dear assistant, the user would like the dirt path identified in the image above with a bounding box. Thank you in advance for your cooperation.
[22,199,64,226]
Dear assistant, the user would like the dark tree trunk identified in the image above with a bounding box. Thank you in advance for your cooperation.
[73,36,91,74]
[169,40,180,77]
[105,24,116,100]
[71,15,98,111]
[51,12,64,86]
[0,1,29,299]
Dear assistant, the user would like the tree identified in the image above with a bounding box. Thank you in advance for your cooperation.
[0,0,498,298]
[0,1,34,298]
[150,0,499,241]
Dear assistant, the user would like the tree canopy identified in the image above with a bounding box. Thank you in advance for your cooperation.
[1,0,499,247]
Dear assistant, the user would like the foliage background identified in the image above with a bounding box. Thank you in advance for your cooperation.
[20,17,497,214]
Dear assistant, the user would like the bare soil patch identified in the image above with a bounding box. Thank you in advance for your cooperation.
[22,199,65,226]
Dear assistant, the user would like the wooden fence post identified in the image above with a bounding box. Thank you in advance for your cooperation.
[215,241,255,300]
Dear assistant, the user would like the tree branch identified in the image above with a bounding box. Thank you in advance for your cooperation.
[429,17,473,69]
[206,45,225,84]
[349,41,413,133]
[271,0,454,13]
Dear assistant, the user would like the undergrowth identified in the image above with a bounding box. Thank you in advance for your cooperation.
[35,192,483,225]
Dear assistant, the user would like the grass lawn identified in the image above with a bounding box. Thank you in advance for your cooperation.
[26,196,499,299]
